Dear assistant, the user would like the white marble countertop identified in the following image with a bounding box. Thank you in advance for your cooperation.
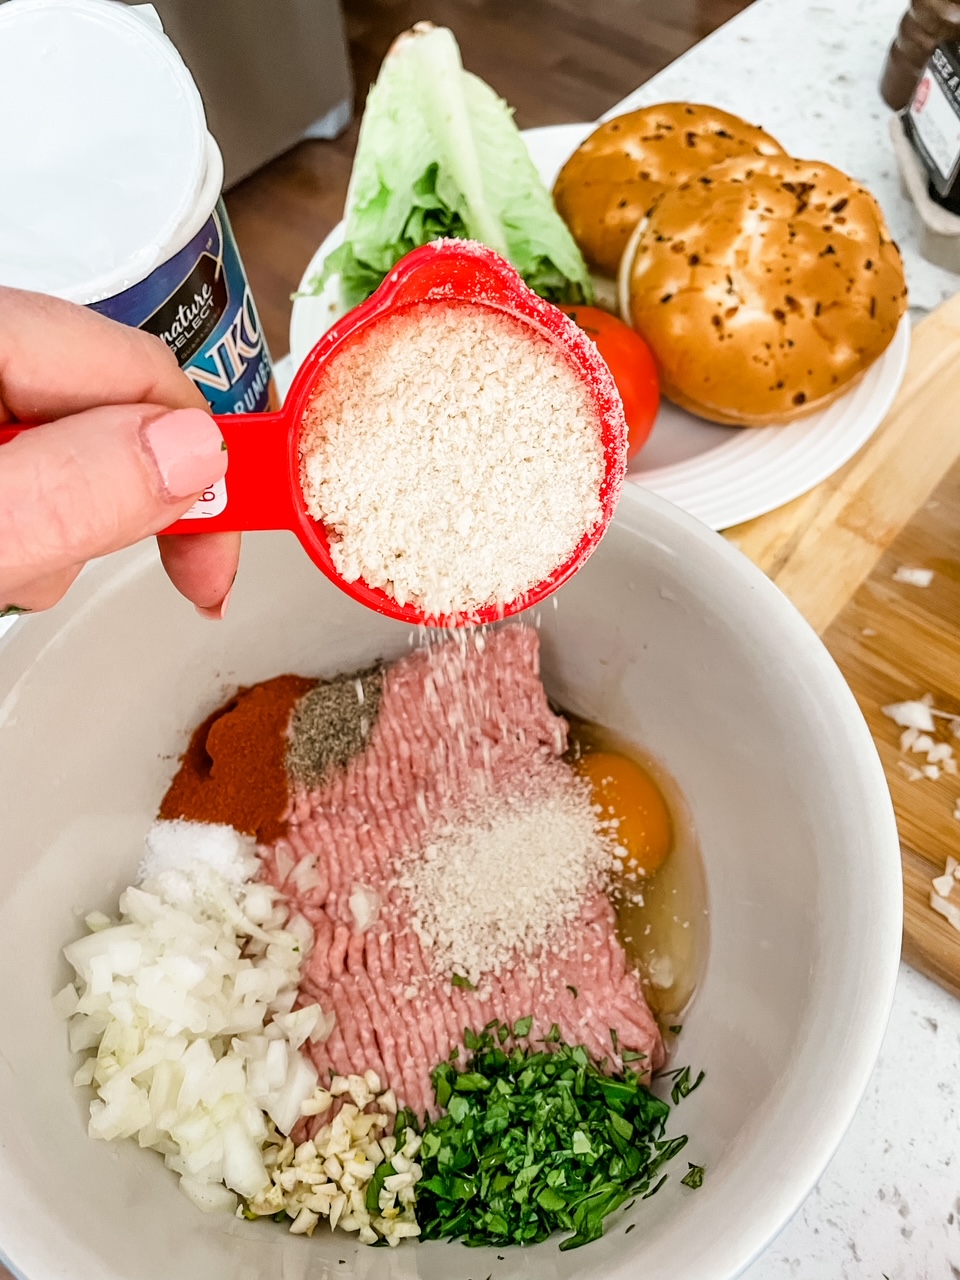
[612,2,960,1276]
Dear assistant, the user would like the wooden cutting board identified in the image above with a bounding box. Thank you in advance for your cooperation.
[724,291,960,998]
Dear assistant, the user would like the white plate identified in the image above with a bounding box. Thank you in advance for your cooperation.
[289,122,911,531]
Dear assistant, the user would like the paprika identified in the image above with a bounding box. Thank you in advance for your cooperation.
[159,674,316,843]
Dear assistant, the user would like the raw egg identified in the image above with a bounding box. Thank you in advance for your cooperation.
[576,751,672,875]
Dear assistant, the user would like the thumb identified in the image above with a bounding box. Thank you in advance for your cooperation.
[0,405,226,595]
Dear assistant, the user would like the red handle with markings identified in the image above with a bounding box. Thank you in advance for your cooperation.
[0,241,627,626]
[0,412,297,533]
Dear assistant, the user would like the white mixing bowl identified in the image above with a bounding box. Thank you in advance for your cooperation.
[0,485,901,1280]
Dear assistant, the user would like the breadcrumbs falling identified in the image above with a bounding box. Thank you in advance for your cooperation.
[298,304,604,618]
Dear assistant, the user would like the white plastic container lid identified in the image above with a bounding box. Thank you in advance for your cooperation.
[0,0,209,303]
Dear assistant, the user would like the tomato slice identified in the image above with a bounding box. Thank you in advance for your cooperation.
[560,306,659,460]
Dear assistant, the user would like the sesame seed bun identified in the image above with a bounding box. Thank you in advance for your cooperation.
[553,103,785,278]
[617,154,909,427]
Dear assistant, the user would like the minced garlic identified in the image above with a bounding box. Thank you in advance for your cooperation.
[242,1072,421,1247]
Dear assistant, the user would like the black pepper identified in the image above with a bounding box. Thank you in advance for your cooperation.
[286,665,385,789]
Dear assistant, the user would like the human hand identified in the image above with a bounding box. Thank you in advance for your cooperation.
[0,287,239,619]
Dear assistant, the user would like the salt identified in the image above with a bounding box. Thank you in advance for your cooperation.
[139,819,257,887]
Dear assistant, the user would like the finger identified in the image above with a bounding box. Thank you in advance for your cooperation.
[0,405,226,595]
[158,530,241,619]
[0,286,208,424]
[0,565,82,615]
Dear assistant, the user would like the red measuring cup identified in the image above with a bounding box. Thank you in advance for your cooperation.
[1,241,627,626]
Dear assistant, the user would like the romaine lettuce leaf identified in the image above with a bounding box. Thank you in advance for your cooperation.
[308,24,592,309]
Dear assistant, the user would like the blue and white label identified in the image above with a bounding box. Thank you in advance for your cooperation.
[89,198,274,519]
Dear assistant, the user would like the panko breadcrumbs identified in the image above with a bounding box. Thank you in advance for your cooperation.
[298,304,603,618]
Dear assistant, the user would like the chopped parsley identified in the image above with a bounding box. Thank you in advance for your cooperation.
[413,1021,700,1251]
[680,1163,705,1189]
[660,1064,706,1106]
[364,1156,397,1212]
[452,973,477,990]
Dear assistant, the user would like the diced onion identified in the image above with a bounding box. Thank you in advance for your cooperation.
[882,701,936,733]
[273,1005,322,1051]
[60,856,333,1213]
[930,891,960,932]
[349,886,381,933]
[53,984,80,1019]
[179,1176,238,1215]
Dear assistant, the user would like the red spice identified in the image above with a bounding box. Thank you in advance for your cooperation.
[159,674,316,842]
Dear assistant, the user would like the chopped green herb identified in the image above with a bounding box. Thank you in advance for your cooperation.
[625,1222,636,1234]
[668,1025,683,1035]
[0,605,30,618]
[680,1163,705,1189]
[452,973,477,990]
[667,1066,705,1106]
[571,1129,593,1155]
[365,1156,397,1212]
[415,1022,698,1251]
[621,1049,646,1064]
[610,1028,619,1053]
[394,1106,420,1137]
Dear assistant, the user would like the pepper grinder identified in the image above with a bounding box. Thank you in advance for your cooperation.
[881,0,960,109]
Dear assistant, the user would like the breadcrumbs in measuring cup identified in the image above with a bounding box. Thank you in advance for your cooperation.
[298,303,604,618]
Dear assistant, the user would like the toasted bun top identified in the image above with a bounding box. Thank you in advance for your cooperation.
[553,102,785,277]
[620,154,908,426]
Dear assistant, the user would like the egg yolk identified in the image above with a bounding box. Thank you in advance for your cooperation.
[575,751,672,876]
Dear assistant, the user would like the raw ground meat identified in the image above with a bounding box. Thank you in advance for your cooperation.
[261,627,664,1119]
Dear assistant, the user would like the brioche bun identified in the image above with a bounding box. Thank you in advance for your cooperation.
[553,103,785,278]
[618,154,908,427]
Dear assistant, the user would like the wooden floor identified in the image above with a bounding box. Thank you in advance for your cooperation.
[224,0,754,360]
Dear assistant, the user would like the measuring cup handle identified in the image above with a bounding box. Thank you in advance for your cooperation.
[0,413,297,535]
[161,411,296,536]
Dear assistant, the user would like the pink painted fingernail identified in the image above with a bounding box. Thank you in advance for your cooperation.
[195,585,232,622]
[141,409,227,501]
